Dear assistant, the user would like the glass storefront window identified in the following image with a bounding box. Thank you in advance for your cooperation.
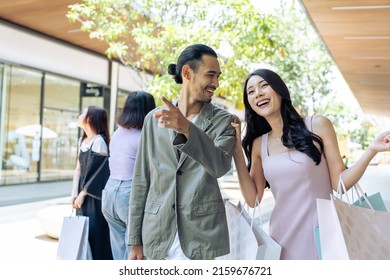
[0,66,42,185]
[41,74,80,182]
[0,64,5,181]
[0,64,112,186]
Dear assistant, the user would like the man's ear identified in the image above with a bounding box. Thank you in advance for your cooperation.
[182,65,191,80]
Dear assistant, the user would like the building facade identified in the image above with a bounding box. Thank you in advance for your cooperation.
[0,21,149,186]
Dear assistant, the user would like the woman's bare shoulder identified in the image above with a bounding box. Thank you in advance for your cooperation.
[312,115,334,136]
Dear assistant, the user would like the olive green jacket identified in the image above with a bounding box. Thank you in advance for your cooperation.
[128,102,236,260]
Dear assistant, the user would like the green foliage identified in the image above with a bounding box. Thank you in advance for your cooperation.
[67,0,282,105]
[267,1,334,115]
[67,0,361,141]
[350,120,379,150]
[266,1,359,140]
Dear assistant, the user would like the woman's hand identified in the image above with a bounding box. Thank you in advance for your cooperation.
[369,130,390,153]
[231,114,242,156]
[73,190,87,209]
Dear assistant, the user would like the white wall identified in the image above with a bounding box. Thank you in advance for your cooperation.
[0,22,109,85]
[118,64,152,91]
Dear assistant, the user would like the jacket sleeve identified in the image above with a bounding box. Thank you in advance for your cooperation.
[128,114,152,245]
[173,113,236,178]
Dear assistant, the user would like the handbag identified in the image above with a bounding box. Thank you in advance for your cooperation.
[56,213,92,260]
[317,176,390,259]
[217,200,281,260]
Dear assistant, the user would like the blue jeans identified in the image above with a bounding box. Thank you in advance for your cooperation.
[102,178,132,260]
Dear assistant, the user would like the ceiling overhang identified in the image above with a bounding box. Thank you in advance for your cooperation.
[0,0,109,57]
[1,0,389,116]
[300,0,390,116]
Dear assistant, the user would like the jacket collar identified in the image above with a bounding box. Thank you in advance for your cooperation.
[194,102,213,131]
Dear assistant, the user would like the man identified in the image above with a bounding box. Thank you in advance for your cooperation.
[128,44,236,260]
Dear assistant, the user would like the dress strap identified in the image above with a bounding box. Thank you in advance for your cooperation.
[304,116,313,132]
[261,133,269,158]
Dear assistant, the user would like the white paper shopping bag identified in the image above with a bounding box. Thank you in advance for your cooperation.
[316,198,349,259]
[240,205,281,260]
[217,201,281,260]
[56,215,91,260]
[216,201,258,259]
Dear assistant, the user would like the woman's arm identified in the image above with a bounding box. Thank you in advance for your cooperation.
[312,115,345,190]
[231,116,266,207]
[341,130,390,189]
[71,159,80,202]
[313,115,390,190]
[71,139,82,203]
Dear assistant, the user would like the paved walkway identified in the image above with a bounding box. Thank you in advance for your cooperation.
[0,164,388,260]
[0,175,269,260]
[0,180,70,207]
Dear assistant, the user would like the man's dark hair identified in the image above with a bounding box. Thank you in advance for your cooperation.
[167,44,218,84]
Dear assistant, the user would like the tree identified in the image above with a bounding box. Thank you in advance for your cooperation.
[67,0,361,144]
[267,1,358,137]
[267,2,334,114]
[350,120,379,150]
[67,0,282,105]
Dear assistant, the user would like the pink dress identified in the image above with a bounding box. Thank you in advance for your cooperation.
[261,117,332,260]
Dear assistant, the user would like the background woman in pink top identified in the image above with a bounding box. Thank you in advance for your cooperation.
[231,69,390,259]
[102,91,155,260]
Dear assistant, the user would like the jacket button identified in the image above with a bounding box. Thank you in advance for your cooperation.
[177,170,183,175]
[172,204,175,209]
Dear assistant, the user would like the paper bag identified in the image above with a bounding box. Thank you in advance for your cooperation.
[217,201,281,260]
[56,215,92,260]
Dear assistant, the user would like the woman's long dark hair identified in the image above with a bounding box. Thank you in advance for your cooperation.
[81,105,110,146]
[118,91,156,129]
[242,69,324,170]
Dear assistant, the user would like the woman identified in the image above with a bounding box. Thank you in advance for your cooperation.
[102,91,155,260]
[71,105,113,260]
[231,69,390,260]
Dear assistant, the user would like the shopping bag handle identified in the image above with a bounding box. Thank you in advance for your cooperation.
[67,207,87,218]
[241,196,263,229]
[337,175,374,210]
[351,181,374,209]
